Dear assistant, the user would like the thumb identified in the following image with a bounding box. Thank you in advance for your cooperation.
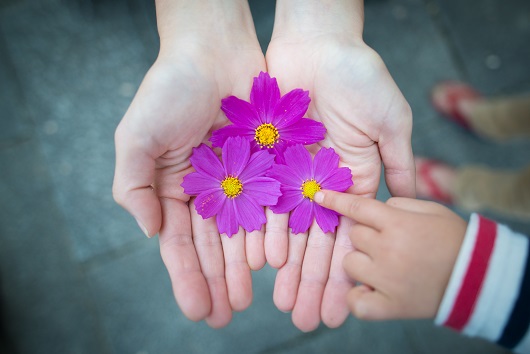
[113,125,162,238]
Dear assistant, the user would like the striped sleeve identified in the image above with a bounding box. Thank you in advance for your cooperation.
[435,213,530,354]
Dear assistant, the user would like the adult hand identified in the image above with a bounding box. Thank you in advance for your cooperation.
[315,191,466,320]
[264,0,415,331]
[112,0,265,328]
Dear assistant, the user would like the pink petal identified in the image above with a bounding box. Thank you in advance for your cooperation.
[210,125,253,148]
[289,199,314,234]
[221,96,262,128]
[189,144,225,181]
[283,144,312,181]
[313,203,339,233]
[222,136,250,176]
[194,189,226,219]
[250,72,281,123]
[239,150,276,181]
[279,118,326,145]
[266,163,302,189]
[217,199,239,237]
[243,177,281,206]
[313,147,340,182]
[233,193,267,233]
[270,188,304,214]
[181,172,221,196]
[320,167,353,192]
[272,89,310,129]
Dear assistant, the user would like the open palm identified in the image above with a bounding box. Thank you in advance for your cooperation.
[113,44,266,328]
[265,36,415,330]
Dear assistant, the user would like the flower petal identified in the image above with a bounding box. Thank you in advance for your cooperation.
[221,96,261,128]
[239,150,276,181]
[270,188,304,214]
[279,118,326,146]
[250,72,281,123]
[320,167,353,192]
[314,204,339,234]
[194,189,226,219]
[272,89,310,128]
[283,144,312,181]
[289,199,314,234]
[222,136,250,176]
[217,199,239,237]
[234,193,266,233]
[181,172,221,196]
[189,144,225,181]
[243,177,281,206]
[313,147,340,182]
[267,163,302,189]
[210,125,253,148]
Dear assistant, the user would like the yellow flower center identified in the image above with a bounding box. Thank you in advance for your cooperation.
[221,176,243,198]
[301,179,321,201]
[254,123,279,148]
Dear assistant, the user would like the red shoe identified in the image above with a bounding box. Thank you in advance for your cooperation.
[431,81,482,130]
[415,157,456,204]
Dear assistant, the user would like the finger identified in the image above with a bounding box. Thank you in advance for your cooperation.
[273,229,309,313]
[292,222,335,332]
[158,198,210,321]
[347,285,400,320]
[113,126,161,237]
[245,226,266,271]
[342,249,374,285]
[220,228,253,312]
[314,190,394,230]
[349,224,379,256]
[378,104,416,198]
[320,217,356,328]
[386,197,450,215]
[190,200,232,328]
[264,208,289,268]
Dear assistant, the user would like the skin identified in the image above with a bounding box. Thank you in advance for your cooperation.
[113,0,265,328]
[314,190,467,320]
[266,0,415,331]
[113,0,415,330]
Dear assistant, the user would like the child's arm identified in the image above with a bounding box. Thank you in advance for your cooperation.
[314,191,530,353]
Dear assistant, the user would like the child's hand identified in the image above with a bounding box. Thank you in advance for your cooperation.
[314,191,467,320]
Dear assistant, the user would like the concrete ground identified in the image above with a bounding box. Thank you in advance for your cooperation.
[0,0,529,353]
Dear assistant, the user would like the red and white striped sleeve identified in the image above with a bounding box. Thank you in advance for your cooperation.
[435,213,530,353]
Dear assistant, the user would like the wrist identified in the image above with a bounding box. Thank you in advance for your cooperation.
[272,0,364,43]
[155,0,260,57]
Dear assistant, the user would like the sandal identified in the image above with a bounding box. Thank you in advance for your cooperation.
[415,157,455,204]
[431,81,482,130]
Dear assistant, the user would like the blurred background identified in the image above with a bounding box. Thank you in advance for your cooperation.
[0,0,529,353]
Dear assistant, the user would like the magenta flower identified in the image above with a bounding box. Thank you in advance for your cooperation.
[267,144,353,234]
[181,137,281,237]
[210,72,326,160]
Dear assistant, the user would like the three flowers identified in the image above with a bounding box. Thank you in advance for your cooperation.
[181,72,353,237]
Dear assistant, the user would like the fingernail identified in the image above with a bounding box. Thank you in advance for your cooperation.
[314,191,324,203]
[135,218,150,238]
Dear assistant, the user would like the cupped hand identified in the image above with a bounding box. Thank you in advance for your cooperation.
[316,191,466,320]
[113,24,266,327]
[265,35,415,331]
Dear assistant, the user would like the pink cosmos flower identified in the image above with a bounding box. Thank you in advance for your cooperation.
[267,144,353,234]
[181,137,281,237]
[210,72,326,161]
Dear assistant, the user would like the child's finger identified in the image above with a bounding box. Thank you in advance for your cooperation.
[349,224,379,256]
[342,250,373,284]
[347,286,399,320]
[314,190,394,230]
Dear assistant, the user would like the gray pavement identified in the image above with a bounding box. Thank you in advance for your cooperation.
[0,0,528,353]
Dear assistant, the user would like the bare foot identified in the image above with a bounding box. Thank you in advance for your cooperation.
[431,81,481,130]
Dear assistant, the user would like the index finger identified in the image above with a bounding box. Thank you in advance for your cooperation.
[313,190,395,229]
